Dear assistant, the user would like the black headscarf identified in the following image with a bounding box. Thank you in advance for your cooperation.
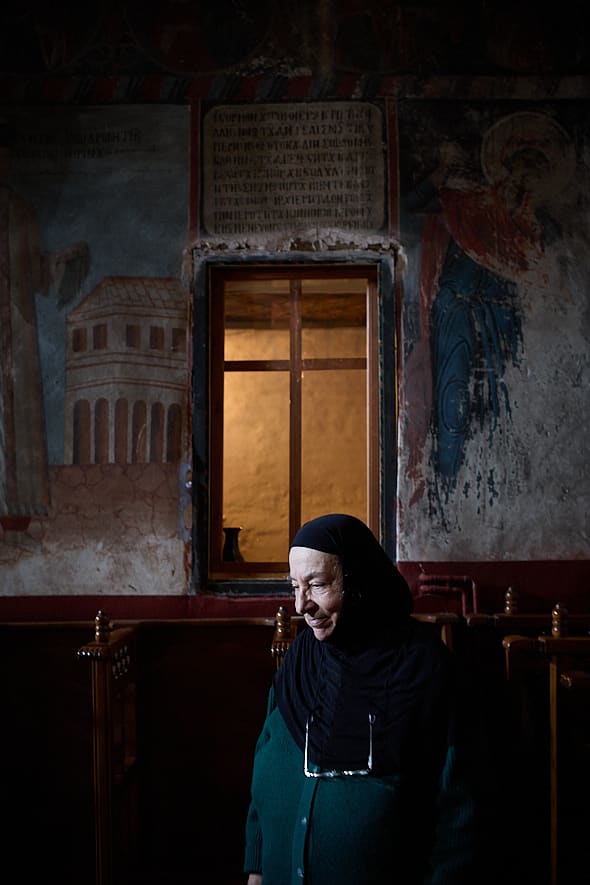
[274,514,453,778]
[289,512,413,638]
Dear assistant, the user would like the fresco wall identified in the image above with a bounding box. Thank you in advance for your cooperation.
[1,95,588,601]
[0,105,190,595]
[397,101,590,561]
[0,1,588,606]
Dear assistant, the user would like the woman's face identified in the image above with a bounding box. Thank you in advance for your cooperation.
[289,546,344,641]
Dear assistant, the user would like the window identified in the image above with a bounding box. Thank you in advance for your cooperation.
[115,399,129,464]
[149,326,165,350]
[72,327,87,352]
[73,399,91,464]
[126,324,140,348]
[93,323,108,350]
[132,401,147,463]
[172,327,186,352]
[166,403,182,462]
[198,262,393,587]
[95,398,109,463]
[150,402,165,462]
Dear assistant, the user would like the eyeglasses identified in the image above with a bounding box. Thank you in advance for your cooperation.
[304,713,376,778]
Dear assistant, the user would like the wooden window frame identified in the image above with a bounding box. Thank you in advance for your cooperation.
[190,254,397,595]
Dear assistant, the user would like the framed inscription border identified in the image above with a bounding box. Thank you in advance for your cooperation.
[200,101,387,237]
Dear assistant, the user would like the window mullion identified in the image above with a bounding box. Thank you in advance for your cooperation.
[367,275,380,536]
[289,278,302,544]
[209,272,226,571]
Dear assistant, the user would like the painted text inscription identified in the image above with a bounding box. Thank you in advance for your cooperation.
[202,102,385,235]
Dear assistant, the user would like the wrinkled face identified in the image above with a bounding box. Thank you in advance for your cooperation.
[289,546,344,641]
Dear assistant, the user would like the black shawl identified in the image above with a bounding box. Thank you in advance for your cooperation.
[274,514,453,778]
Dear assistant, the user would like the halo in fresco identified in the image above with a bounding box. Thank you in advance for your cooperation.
[481,111,576,201]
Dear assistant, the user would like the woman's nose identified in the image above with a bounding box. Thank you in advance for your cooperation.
[295,588,315,614]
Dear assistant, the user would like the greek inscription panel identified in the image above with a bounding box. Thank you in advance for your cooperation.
[202,102,386,235]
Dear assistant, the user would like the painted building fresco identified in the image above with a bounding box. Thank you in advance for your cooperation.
[397,102,590,560]
[0,106,189,592]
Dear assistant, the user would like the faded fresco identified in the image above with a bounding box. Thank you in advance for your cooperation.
[0,127,89,529]
[1,2,589,82]
[0,106,189,593]
[397,103,590,561]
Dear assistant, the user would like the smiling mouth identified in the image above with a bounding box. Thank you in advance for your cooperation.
[307,617,329,628]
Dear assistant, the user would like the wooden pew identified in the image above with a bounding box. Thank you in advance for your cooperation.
[414,573,478,618]
[0,620,95,884]
[503,605,590,885]
[2,614,285,885]
[413,611,461,650]
[467,587,590,640]
[78,611,139,885]
[271,605,298,669]
[270,607,461,666]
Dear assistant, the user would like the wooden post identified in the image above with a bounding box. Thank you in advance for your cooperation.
[548,651,559,885]
[271,606,293,669]
[547,603,567,885]
[78,612,137,885]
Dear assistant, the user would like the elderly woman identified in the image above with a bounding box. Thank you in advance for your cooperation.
[244,514,476,885]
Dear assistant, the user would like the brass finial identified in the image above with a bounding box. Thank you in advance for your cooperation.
[504,587,518,615]
[551,603,568,637]
[94,610,111,642]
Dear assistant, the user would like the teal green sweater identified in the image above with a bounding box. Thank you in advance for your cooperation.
[244,689,476,885]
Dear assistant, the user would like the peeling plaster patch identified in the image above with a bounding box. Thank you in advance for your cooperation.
[235,57,312,78]
[0,463,186,595]
[0,543,185,596]
[185,234,402,293]
[189,231,401,255]
[398,273,590,561]
[398,114,590,562]
[487,469,499,506]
